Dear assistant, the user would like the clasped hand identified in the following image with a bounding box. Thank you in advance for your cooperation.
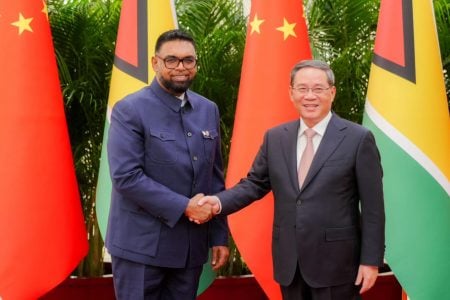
[184,194,220,224]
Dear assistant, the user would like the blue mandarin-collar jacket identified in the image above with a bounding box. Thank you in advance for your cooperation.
[106,79,228,268]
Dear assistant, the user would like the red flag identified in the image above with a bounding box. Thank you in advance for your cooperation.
[0,1,88,299]
[226,1,311,298]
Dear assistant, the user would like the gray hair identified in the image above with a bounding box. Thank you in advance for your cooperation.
[290,60,335,86]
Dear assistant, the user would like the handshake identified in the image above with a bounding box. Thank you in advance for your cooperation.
[185,193,221,224]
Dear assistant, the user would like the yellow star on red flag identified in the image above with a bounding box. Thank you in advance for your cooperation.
[250,13,265,34]
[0,1,89,299]
[42,1,49,20]
[276,18,297,40]
[11,13,33,35]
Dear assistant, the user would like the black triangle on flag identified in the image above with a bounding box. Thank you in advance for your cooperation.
[114,0,149,83]
[373,0,416,83]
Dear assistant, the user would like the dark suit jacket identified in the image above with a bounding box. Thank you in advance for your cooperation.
[106,79,228,268]
[217,114,384,288]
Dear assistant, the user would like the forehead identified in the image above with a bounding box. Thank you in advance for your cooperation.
[157,40,196,57]
[293,67,328,85]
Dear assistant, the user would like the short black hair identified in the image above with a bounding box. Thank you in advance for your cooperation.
[154,29,196,53]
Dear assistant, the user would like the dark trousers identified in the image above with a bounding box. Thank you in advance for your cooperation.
[280,266,361,300]
[111,255,203,300]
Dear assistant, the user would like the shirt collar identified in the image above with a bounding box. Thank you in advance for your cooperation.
[150,78,194,112]
[299,111,332,137]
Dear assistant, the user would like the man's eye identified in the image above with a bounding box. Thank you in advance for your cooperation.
[165,58,178,64]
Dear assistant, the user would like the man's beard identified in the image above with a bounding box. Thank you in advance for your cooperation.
[159,76,193,94]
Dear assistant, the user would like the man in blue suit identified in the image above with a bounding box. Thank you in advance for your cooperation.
[198,60,385,300]
[106,29,229,300]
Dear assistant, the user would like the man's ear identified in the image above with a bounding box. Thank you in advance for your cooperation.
[151,56,158,71]
[288,86,295,102]
[330,86,337,102]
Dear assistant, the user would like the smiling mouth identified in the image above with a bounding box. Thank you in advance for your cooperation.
[172,75,189,81]
[303,104,318,108]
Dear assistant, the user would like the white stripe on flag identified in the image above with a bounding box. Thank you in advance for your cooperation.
[365,100,449,195]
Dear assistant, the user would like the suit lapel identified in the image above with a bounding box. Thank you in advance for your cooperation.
[279,120,301,192]
[301,114,347,190]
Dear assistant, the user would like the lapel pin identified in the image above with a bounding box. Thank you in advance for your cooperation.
[202,130,210,138]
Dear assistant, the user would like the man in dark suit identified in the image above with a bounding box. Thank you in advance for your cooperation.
[197,60,385,300]
[106,29,229,300]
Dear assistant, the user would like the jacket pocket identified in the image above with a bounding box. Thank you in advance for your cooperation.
[114,208,161,257]
[202,129,218,163]
[325,226,359,241]
[148,130,178,164]
[322,158,351,167]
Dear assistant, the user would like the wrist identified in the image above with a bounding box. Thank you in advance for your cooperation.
[212,195,222,214]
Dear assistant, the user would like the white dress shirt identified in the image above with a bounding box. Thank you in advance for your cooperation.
[296,112,332,168]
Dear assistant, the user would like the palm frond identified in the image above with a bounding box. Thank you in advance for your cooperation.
[48,0,121,277]
[306,0,379,122]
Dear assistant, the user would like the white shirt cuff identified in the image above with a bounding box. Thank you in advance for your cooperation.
[212,195,222,214]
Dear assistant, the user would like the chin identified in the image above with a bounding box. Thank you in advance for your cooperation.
[300,111,316,119]
[171,85,189,94]
[162,80,192,94]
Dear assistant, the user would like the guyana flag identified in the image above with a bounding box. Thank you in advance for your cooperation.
[96,0,177,237]
[95,0,215,294]
[226,0,311,298]
[0,1,88,298]
[363,0,450,299]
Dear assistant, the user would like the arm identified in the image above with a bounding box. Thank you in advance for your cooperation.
[108,100,193,228]
[355,130,385,293]
[207,104,229,268]
[215,132,273,215]
[195,131,273,221]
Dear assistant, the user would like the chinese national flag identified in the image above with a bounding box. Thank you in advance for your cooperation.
[226,0,311,299]
[0,1,88,299]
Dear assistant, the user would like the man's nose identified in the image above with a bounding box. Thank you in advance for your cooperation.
[304,89,317,98]
[175,60,186,70]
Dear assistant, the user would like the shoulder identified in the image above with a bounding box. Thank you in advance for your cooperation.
[329,114,378,149]
[110,87,156,126]
[114,86,152,110]
[267,119,299,135]
[330,113,371,135]
[187,89,218,108]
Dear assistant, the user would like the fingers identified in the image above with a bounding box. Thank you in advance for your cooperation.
[211,247,218,268]
[354,268,363,286]
[356,265,379,294]
[359,275,377,294]
[197,196,212,206]
[211,246,230,271]
[191,193,205,201]
[185,194,212,223]
[198,196,221,214]
[192,204,213,224]
[186,195,221,224]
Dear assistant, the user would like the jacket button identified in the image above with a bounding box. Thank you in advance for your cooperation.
[187,132,192,137]
[193,156,198,161]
